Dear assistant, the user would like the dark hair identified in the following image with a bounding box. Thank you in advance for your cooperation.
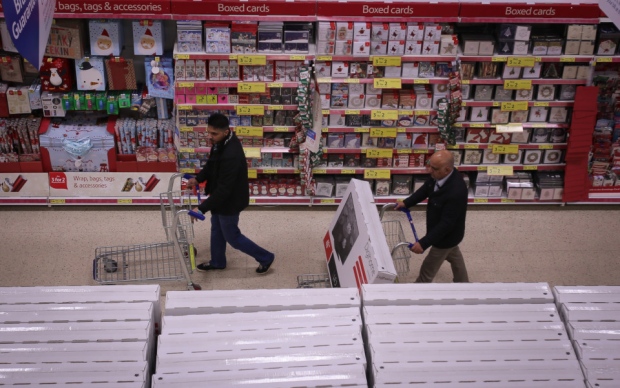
[207,113,229,131]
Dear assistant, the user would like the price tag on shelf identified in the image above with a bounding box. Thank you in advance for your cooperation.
[179,147,194,153]
[399,109,414,115]
[371,110,398,120]
[415,110,430,116]
[501,198,516,203]
[413,149,427,154]
[496,123,524,133]
[268,105,285,110]
[504,79,532,90]
[413,79,430,84]
[372,56,401,66]
[366,149,393,158]
[321,109,330,115]
[477,166,487,171]
[249,198,256,204]
[238,55,266,65]
[244,147,262,158]
[487,165,514,175]
[596,57,613,63]
[117,198,133,204]
[538,144,554,149]
[469,123,486,128]
[273,126,290,132]
[501,101,529,111]
[289,55,306,60]
[180,168,195,174]
[345,109,361,115]
[344,78,360,84]
[180,127,193,132]
[373,78,402,89]
[178,82,195,88]
[262,169,278,174]
[228,54,238,60]
[464,144,479,149]
[236,105,265,115]
[177,105,191,110]
[238,82,266,93]
[268,82,283,88]
[316,77,331,83]
[534,102,550,107]
[397,128,406,133]
[175,54,190,60]
[370,127,397,138]
[235,126,263,137]
[397,149,412,154]
[321,199,336,204]
[49,198,65,204]
[531,123,548,128]
[461,80,470,85]
[492,56,508,62]
[317,55,333,61]
[313,168,327,174]
[507,57,536,67]
[354,127,369,133]
[364,169,391,179]
[491,144,519,154]
[341,169,356,174]
[474,198,489,203]
[523,165,538,170]
[560,57,576,62]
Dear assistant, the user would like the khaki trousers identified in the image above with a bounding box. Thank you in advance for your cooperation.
[415,245,469,283]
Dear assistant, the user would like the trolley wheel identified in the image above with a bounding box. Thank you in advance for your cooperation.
[193,246,198,256]
[103,259,118,273]
[189,283,202,290]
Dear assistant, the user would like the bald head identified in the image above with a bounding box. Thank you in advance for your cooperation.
[427,150,454,180]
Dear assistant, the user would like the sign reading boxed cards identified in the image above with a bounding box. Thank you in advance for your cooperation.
[323,179,397,288]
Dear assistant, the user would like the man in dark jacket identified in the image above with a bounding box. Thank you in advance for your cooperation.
[188,113,275,274]
[395,150,469,283]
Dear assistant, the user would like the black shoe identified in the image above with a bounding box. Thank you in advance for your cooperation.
[196,263,225,272]
[256,258,274,274]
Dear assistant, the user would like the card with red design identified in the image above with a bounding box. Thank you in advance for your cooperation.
[40,57,73,92]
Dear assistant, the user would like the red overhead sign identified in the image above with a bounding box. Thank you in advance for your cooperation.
[55,0,171,14]
[317,1,459,18]
[171,0,316,16]
[459,2,600,20]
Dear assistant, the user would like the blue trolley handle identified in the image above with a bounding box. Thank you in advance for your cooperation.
[183,173,202,203]
[399,208,419,248]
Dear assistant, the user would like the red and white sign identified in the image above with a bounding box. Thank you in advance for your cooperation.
[172,0,316,16]
[0,173,49,197]
[317,1,458,18]
[49,172,174,197]
[54,0,170,14]
[460,2,600,20]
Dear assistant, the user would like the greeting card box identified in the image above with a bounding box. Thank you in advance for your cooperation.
[0,55,23,83]
[7,86,32,115]
[40,57,73,92]
[132,21,164,56]
[324,179,397,288]
[39,115,116,172]
[89,20,123,56]
[75,57,106,91]
[503,150,523,164]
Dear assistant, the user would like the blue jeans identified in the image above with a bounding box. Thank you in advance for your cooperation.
[209,213,274,268]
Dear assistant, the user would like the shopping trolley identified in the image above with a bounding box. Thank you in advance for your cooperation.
[296,203,418,288]
[160,173,201,242]
[93,209,206,290]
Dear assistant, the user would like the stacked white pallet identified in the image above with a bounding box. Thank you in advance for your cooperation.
[554,286,620,388]
[0,285,160,388]
[362,283,586,388]
[153,288,368,387]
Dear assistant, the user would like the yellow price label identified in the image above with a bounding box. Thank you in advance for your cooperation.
[178,147,194,153]
[316,77,331,83]
[399,109,414,115]
[496,123,524,133]
[236,105,265,115]
[507,57,536,67]
[344,78,360,84]
[273,126,290,132]
[501,198,516,203]
[469,123,486,128]
[397,149,412,154]
[313,169,327,174]
[238,82,266,93]
[117,198,133,204]
[355,127,370,133]
[196,95,208,104]
[322,109,330,115]
[180,168,195,173]
[596,57,613,63]
[178,82,195,88]
[397,128,406,133]
[268,82,283,88]
[492,144,519,154]
[180,127,193,132]
[531,123,548,128]
[289,55,306,60]
[477,166,487,171]
[372,56,402,66]
[534,102,550,107]
[235,126,263,137]
[487,165,514,175]
[415,110,430,116]
[370,127,397,138]
[341,169,356,174]
[523,165,538,170]
[238,55,266,65]
[539,144,554,149]
[317,55,332,61]
[249,198,256,203]
[371,110,398,120]
[464,144,479,149]
[504,79,532,90]
[413,149,427,154]
[560,57,576,62]
[501,101,529,111]
[228,54,238,60]
[461,80,470,85]
[474,198,489,203]
[413,79,430,84]
[268,105,285,110]
[373,78,402,89]
[366,149,393,158]
[492,56,508,62]
[320,199,336,204]
[262,169,278,174]
[49,198,65,204]
[175,54,190,59]
[177,105,191,110]
[244,147,262,158]
[344,109,360,115]
[364,169,391,179]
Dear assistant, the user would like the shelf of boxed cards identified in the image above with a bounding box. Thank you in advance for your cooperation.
[309,196,563,205]
[177,146,292,154]
[461,79,587,85]
[454,122,570,129]
[313,167,427,175]
[316,77,449,85]
[458,164,565,172]
[176,104,298,111]
[323,109,438,116]
[315,55,457,62]
[461,100,574,107]
[459,55,594,63]
[173,46,314,61]
[593,56,620,64]
[177,81,301,88]
[178,126,297,133]
[446,143,567,151]
[321,147,434,155]
[45,197,163,205]
[321,126,438,133]
[249,197,313,205]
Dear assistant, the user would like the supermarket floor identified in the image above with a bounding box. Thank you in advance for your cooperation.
[1,204,620,294]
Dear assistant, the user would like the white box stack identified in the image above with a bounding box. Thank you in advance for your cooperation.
[362,283,585,387]
[554,286,620,388]
[0,285,160,388]
[153,288,367,387]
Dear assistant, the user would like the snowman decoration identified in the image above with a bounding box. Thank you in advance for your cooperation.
[78,61,104,91]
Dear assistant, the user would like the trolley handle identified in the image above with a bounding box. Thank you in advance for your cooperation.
[188,210,205,221]
[183,173,202,202]
[399,208,420,244]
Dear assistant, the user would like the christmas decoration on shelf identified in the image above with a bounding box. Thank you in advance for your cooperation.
[437,68,462,146]
[295,64,318,196]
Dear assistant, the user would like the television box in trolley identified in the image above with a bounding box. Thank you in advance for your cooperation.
[324,179,397,288]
